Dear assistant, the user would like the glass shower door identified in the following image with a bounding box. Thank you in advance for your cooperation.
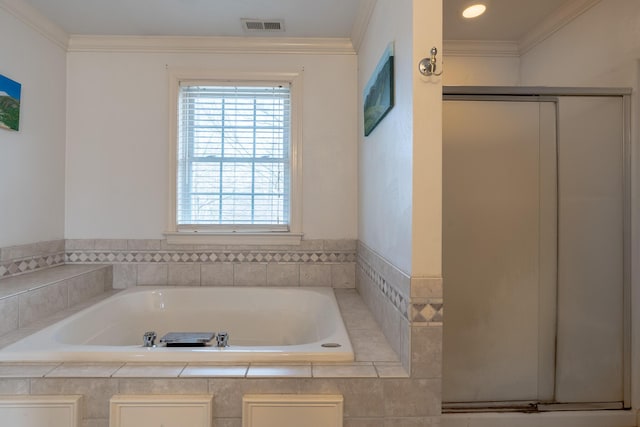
[442,99,558,405]
[553,96,625,405]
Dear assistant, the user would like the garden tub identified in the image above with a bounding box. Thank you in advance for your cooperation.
[0,286,354,363]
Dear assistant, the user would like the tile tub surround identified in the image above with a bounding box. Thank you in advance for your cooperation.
[65,239,357,289]
[0,290,444,427]
[356,241,443,378]
[0,240,443,425]
[0,240,65,279]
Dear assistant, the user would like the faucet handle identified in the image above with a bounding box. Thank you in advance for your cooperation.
[216,332,229,347]
[143,331,157,347]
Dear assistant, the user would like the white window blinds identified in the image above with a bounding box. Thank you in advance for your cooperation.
[177,83,291,231]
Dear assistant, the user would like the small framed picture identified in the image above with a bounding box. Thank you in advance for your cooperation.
[363,43,394,136]
[0,74,22,132]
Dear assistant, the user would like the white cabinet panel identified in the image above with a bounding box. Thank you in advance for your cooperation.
[110,395,213,427]
[243,394,343,427]
[0,395,82,427]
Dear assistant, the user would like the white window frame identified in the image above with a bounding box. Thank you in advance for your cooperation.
[165,69,303,245]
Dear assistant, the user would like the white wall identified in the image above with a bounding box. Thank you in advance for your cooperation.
[0,5,66,247]
[443,55,520,86]
[358,0,414,274]
[358,0,442,276]
[411,0,443,277]
[520,1,640,87]
[65,49,358,240]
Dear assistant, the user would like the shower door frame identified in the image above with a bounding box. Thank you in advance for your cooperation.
[442,86,632,410]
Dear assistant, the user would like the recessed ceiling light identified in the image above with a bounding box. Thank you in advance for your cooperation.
[462,4,487,19]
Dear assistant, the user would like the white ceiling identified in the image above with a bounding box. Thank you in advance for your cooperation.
[21,0,364,38]
[443,0,574,41]
[21,0,581,42]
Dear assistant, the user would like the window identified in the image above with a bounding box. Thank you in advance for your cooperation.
[167,71,302,245]
[178,83,290,229]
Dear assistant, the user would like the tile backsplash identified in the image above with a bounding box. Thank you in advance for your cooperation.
[0,240,65,279]
[356,241,443,376]
[0,239,356,288]
[65,239,357,289]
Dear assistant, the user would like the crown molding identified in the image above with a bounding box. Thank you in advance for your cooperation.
[350,0,377,53]
[0,0,68,50]
[518,0,602,54]
[443,40,520,57]
[444,0,601,58]
[67,35,356,55]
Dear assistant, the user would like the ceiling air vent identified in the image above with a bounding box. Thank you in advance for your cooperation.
[241,19,285,33]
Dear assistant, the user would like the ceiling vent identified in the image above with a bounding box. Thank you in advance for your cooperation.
[241,19,285,33]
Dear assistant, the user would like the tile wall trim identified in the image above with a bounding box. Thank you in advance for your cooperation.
[64,239,356,264]
[0,240,65,279]
[67,239,357,288]
[410,276,444,326]
[356,241,443,325]
[357,251,409,320]
[65,249,355,264]
[1,238,357,278]
[410,302,443,325]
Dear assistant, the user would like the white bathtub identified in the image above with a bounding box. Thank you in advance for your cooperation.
[0,287,354,363]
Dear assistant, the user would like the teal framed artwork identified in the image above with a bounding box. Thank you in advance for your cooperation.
[0,74,21,132]
[363,43,394,136]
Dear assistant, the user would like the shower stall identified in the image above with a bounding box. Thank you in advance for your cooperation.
[442,87,631,415]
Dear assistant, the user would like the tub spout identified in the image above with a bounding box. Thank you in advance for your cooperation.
[143,331,157,347]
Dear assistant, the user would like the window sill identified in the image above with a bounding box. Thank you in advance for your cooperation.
[164,232,304,246]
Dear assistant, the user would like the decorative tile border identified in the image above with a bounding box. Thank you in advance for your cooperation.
[1,239,356,280]
[357,254,409,319]
[65,250,356,264]
[0,253,65,278]
[411,301,443,324]
[0,240,66,279]
[356,242,443,325]
[63,239,357,266]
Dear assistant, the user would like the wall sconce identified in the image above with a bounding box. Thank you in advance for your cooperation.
[418,47,443,77]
